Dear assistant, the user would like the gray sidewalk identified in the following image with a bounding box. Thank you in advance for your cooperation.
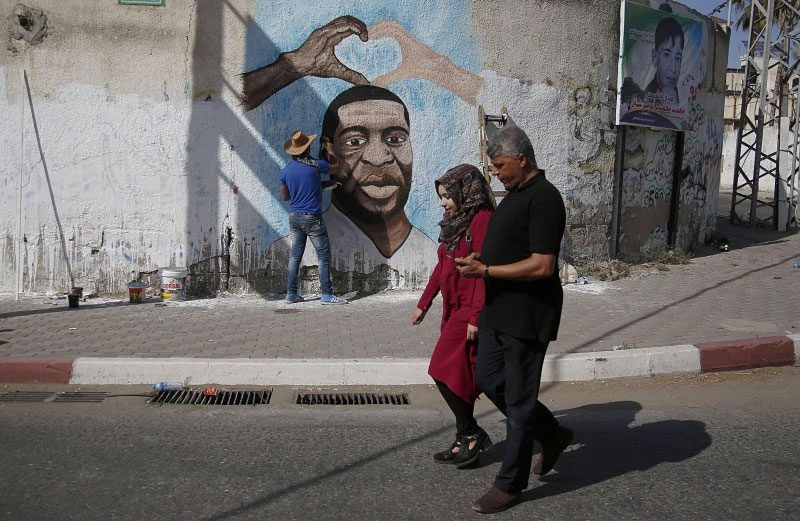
[1,214,798,364]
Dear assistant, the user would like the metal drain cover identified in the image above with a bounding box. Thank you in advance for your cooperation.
[0,391,110,403]
[149,389,272,406]
[53,392,110,402]
[296,392,410,405]
[0,391,55,403]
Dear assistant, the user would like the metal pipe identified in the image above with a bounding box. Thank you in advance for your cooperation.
[610,126,626,259]
[23,70,75,289]
[668,132,686,248]
[727,0,733,27]
[750,0,776,225]
[16,68,24,301]
[484,114,507,125]
[731,1,758,223]
[793,76,800,228]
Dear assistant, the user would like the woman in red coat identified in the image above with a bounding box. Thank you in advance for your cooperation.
[412,164,495,468]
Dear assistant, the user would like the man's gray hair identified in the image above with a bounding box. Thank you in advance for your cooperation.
[486,123,537,168]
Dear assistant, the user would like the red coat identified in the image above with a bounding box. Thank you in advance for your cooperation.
[417,209,491,404]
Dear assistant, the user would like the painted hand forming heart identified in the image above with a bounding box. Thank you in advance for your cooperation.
[241,16,482,111]
[334,32,402,84]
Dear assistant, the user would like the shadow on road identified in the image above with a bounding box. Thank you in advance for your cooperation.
[198,401,709,520]
[520,401,711,504]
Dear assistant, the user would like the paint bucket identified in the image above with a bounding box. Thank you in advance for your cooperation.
[160,267,188,301]
[67,294,80,308]
[128,282,147,303]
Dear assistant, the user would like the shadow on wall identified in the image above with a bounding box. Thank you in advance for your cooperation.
[186,1,330,298]
[188,3,432,298]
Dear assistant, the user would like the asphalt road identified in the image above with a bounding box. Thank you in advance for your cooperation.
[1,367,798,521]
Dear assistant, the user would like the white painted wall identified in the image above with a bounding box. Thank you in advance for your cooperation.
[0,0,725,296]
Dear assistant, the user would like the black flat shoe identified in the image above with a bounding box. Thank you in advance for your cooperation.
[433,438,461,463]
[453,427,492,469]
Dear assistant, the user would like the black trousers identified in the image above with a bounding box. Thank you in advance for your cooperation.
[434,379,478,437]
[475,324,559,494]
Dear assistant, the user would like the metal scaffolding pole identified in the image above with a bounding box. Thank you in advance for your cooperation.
[730,0,800,229]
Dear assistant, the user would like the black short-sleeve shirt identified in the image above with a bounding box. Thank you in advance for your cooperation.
[480,171,566,341]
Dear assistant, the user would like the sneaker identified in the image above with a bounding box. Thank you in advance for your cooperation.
[320,294,348,305]
[285,294,304,304]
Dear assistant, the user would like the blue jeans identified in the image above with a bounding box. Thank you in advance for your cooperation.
[287,212,333,296]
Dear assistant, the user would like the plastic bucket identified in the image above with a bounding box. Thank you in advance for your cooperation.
[160,267,188,301]
[128,282,147,303]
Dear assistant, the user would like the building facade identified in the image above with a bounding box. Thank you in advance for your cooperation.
[0,0,728,296]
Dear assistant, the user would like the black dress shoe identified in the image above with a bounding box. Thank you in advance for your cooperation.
[533,425,573,476]
[452,427,492,469]
[433,438,460,463]
[472,487,520,514]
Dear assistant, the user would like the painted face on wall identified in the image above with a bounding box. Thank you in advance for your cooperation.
[330,99,413,223]
[652,35,683,94]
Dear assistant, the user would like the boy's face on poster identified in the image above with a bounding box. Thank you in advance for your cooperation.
[652,35,683,92]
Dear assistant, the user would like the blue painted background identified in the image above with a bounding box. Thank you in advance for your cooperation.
[243,0,482,250]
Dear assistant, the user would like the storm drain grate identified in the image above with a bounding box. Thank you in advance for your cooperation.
[53,392,110,402]
[0,391,110,403]
[0,391,55,403]
[149,389,272,406]
[296,392,410,405]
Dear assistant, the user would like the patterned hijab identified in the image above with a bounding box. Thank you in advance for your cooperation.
[436,164,496,251]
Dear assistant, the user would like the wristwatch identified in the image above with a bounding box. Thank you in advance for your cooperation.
[484,265,490,279]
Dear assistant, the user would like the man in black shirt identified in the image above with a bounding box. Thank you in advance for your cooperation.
[456,123,573,514]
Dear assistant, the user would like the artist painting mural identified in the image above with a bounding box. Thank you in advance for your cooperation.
[242,11,485,292]
[616,1,705,131]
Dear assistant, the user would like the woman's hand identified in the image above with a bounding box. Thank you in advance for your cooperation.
[467,324,478,342]
[411,307,427,325]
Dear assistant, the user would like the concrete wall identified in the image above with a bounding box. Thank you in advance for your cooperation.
[616,0,728,262]
[0,0,723,297]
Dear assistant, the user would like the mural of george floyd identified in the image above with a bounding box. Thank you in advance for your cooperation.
[0,0,728,297]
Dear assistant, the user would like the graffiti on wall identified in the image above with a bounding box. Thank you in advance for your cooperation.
[615,1,725,261]
[240,10,489,292]
[618,97,723,260]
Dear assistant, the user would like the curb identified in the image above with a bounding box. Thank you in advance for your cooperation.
[0,358,74,384]
[1,335,798,386]
[695,336,796,372]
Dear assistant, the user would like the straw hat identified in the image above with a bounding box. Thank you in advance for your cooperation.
[284,130,317,155]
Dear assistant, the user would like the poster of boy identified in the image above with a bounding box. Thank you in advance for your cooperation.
[616,1,705,131]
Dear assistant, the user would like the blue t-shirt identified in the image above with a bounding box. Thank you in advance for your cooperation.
[279,159,330,215]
